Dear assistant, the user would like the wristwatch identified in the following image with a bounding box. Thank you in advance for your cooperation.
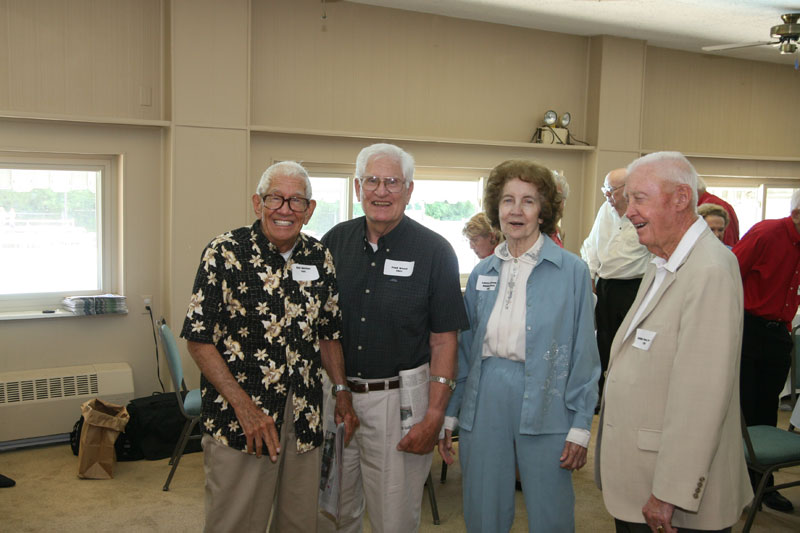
[331,384,351,397]
[429,375,456,392]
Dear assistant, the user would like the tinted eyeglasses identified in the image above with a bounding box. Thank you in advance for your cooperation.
[261,194,310,212]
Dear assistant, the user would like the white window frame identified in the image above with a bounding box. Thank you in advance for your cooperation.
[302,161,488,286]
[0,152,120,316]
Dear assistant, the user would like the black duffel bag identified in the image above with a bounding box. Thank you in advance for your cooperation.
[124,392,202,460]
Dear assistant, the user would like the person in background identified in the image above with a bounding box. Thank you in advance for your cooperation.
[549,170,569,247]
[732,188,800,513]
[181,161,357,533]
[597,151,751,533]
[580,168,651,404]
[697,203,729,244]
[441,159,599,532]
[697,177,739,247]
[462,212,503,259]
[319,143,469,533]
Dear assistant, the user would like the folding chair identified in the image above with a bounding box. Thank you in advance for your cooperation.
[741,414,800,532]
[159,321,202,491]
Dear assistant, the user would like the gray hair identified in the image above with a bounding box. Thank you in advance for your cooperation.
[792,189,800,212]
[628,151,698,210]
[256,161,312,198]
[552,170,569,199]
[697,176,708,194]
[355,143,415,184]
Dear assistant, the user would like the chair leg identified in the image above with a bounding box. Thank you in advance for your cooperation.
[426,471,440,525]
[169,419,193,466]
[743,469,774,533]
[440,461,448,483]
[163,418,200,491]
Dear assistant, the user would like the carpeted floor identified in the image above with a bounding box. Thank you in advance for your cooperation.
[1,412,799,532]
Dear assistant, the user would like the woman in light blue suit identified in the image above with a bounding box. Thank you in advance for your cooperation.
[439,160,600,532]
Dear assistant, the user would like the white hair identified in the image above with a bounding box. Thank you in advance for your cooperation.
[697,176,708,193]
[552,170,569,199]
[628,151,698,210]
[791,189,800,212]
[354,143,415,184]
[256,161,312,198]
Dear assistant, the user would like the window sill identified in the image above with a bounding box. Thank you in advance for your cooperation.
[0,309,128,321]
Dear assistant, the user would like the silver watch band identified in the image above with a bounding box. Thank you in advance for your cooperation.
[429,375,456,391]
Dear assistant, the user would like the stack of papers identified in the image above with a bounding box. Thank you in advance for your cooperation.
[62,294,128,315]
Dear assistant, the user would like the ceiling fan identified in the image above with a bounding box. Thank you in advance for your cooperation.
[702,13,799,55]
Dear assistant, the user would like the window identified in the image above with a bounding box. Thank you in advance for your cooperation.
[0,154,117,313]
[304,164,486,283]
[706,178,800,238]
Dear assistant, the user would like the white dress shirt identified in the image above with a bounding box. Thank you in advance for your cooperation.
[624,216,705,341]
[580,202,651,281]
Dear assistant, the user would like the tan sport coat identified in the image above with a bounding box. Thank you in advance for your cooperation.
[595,226,752,530]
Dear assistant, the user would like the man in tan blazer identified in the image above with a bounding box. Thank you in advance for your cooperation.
[595,152,752,533]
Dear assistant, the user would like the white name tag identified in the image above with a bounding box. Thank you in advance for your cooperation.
[633,328,657,351]
[476,275,498,291]
[291,264,319,281]
[384,259,414,277]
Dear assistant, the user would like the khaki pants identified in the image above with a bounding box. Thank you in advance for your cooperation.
[317,381,433,533]
[203,390,321,533]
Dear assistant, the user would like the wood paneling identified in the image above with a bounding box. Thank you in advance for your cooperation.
[0,0,162,120]
[171,0,248,127]
[251,0,589,143]
[642,47,800,158]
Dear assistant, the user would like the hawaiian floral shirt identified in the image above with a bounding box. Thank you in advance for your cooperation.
[180,221,341,453]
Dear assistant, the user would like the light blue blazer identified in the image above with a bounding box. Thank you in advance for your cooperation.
[447,236,600,435]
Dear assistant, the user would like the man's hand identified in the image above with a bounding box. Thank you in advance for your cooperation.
[559,441,587,471]
[397,413,442,455]
[334,392,359,445]
[641,494,676,533]
[438,428,456,465]
[232,398,280,462]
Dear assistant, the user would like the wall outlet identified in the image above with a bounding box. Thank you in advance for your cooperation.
[142,295,152,314]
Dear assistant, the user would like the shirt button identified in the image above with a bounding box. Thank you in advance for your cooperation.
[361,317,366,322]
[371,262,376,267]
[358,345,363,350]
[386,248,390,252]
[365,289,370,294]
[527,326,531,331]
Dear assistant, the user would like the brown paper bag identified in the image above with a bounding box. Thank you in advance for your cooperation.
[77,398,130,479]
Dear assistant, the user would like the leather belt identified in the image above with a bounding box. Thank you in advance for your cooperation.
[346,379,400,393]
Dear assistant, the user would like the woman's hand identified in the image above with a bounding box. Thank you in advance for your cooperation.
[438,429,456,465]
[559,441,587,471]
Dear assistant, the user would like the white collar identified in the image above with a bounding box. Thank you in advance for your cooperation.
[495,233,544,266]
[651,216,705,273]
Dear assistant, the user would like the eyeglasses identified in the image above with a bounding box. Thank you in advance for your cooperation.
[359,175,406,193]
[261,194,310,212]
[601,183,624,195]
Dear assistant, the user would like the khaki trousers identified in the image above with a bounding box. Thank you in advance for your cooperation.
[202,390,321,533]
[317,382,433,533]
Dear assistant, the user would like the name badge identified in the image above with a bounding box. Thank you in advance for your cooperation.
[384,259,414,277]
[476,275,498,291]
[291,264,319,281]
[633,328,657,351]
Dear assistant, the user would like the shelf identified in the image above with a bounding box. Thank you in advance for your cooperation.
[0,111,170,128]
[249,125,595,151]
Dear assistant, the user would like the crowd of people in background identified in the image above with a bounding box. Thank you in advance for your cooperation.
[180,142,798,533]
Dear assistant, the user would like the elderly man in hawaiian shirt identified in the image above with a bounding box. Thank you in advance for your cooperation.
[181,160,358,533]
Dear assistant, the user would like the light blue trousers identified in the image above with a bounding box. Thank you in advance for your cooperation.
[459,356,575,532]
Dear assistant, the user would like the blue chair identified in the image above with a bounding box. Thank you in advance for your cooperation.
[159,322,202,491]
[741,415,800,532]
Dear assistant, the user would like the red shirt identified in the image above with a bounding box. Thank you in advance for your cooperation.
[733,216,800,323]
[698,191,740,246]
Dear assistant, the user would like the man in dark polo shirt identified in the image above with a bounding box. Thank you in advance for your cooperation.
[318,143,469,533]
[733,188,800,513]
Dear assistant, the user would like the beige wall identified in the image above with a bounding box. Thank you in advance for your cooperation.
[1,0,799,396]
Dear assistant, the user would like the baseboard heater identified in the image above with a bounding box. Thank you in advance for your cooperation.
[0,362,134,449]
